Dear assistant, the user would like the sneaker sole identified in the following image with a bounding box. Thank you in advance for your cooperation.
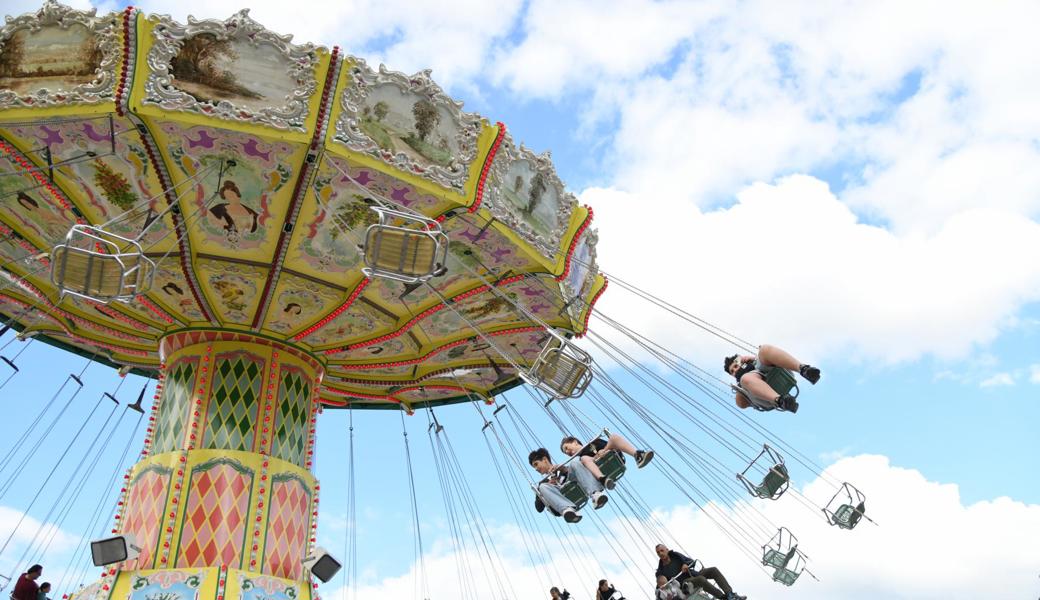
[603,478,616,490]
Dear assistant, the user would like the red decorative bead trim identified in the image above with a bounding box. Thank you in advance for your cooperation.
[294,275,368,341]
[325,274,528,355]
[90,299,152,331]
[470,122,506,213]
[332,325,541,370]
[251,47,341,330]
[115,6,136,117]
[0,139,85,226]
[136,295,176,324]
[575,278,607,338]
[555,206,594,282]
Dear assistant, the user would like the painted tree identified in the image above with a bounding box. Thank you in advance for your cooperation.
[373,101,389,122]
[0,32,26,78]
[412,99,440,142]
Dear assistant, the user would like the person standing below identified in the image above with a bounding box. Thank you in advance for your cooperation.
[11,565,42,600]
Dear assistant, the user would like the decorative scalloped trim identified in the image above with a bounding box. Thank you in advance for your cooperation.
[556,205,594,282]
[254,47,342,330]
[575,277,607,338]
[331,324,541,370]
[470,122,506,213]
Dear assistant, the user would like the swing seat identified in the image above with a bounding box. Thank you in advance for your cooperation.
[762,549,787,569]
[829,501,866,530]
[557,451,624,509]
[50,225,155,303]
[596,451,626,482]
[737,444,789,500]
[525,338,593,399]
[764,367,798,398]
[362,207,448,283]
[753,464,789,499]
[772,567,801,586]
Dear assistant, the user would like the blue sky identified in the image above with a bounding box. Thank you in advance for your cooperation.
[2,1,1040,599]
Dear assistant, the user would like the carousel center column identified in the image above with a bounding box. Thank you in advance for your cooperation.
[96,332,325,600]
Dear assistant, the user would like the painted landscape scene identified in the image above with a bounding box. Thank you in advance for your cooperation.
[499,159,563,239]
[358,84,458,167]
[169,33,296,111]
[0,24,102,94]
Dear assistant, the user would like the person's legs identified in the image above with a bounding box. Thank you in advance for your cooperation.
[738,372,779,402]
[759,344,820,384]
[537,482,575,515]
[569,461,605,495]
[580,455,605,479]
[683,575,724,599]
[757,344,800,370]
[604,433,637,457]
[698,567,733,595]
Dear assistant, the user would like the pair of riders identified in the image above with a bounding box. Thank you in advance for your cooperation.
[725,344,820,413]
[530,432,654,523]
[655,544,745,600]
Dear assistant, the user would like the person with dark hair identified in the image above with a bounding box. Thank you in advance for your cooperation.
[37,582,50,600]
[12,565,42,600]
[596,579,624,600]
[284,302,303,315]
[209,180,258,235]
[529,447,606,523]
[549,587,570,600]
[724,344,820,413]
[161,282,184,296]
[560,432,653,490]
[654,544,745,600]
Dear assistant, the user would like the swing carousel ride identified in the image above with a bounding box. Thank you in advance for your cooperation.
[0,3,870,599]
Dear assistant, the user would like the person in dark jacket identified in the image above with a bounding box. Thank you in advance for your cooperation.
[654,544,745,600]
[11,565,42,600]
[596,578,624,600]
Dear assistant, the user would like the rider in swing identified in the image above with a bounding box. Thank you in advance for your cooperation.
[724,344,820,413]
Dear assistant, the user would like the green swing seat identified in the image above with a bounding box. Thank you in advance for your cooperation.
[754,464,789,499]
[558,451,627,508]
[764,367,798,398]
[830,501,866,530]
[762,546,802,586]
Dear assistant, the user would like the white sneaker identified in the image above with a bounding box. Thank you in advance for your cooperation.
[592,491,608,509]
[563,508,582,523]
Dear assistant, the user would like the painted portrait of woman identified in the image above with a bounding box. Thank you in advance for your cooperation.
[209,180,258,241]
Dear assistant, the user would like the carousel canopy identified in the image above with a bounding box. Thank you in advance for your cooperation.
[0,1,604,410]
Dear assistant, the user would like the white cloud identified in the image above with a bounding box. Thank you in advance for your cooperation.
[979,373,1015,388]
[1030,365,1040,384]
[584,175,1040,365]
[329,455,1040,599]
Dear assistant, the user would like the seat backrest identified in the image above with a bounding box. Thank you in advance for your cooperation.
[533,350,589,398]
[365,226,439,277]
[758,464,790,497]
[53,247,135,298]
[764,368,798,397]
[558,480,588,509]
[595,451,627,482]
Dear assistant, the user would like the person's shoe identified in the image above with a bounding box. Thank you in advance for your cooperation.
[599,475,616,490]
[635,449,655,468]
[799,364,821,384]
[562,508,582,523]
[726,593,746,600]
[592,491,609,509]
[777,394,799,413]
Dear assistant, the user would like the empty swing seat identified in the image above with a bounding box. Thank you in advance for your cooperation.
[525,338,593,399]
[754,464,790,499]
[50,225,155,303]
[737,444,789,500]
[362,207,448,283]
[830,501,866,530]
